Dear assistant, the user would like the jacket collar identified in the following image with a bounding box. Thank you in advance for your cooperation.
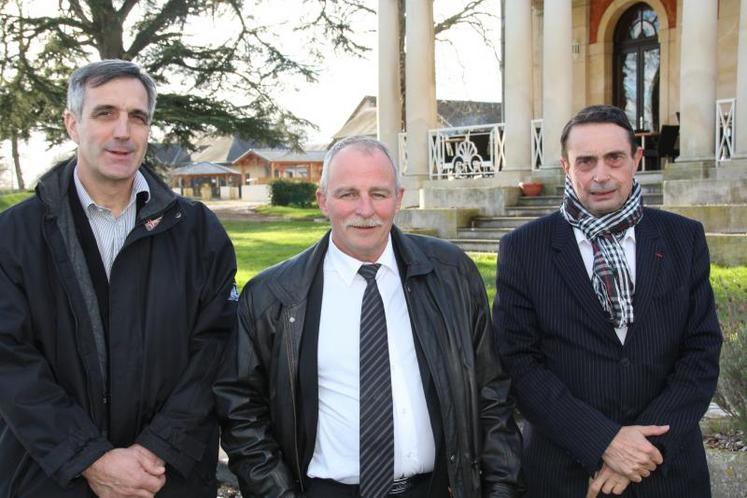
[550,211,617,339]
[551,209,664,343]
[36,158,177,220]
[267,225,434,306]
[630,209,663,330]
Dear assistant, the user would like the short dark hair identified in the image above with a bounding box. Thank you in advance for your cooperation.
[560,104,637,159]
[67,59,157,121]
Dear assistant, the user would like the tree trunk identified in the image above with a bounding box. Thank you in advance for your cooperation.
[10,130,25,191]
[91,2,125,59]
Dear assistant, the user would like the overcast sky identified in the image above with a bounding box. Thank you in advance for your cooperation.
[1,0,502,188]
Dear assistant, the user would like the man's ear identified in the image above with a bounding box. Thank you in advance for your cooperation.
[316,189,328,216]
[560,157,571,175]
[64,110,80,145]
[394,187,404,214]
[632,146,644,171]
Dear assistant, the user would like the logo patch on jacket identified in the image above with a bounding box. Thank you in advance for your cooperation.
[229,281,240,301]
[145,216,163,231]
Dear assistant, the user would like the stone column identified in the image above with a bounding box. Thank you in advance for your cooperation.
[735,0,747,157]
[504,0,533,170]
[542,0,573,168]
[405,0,437,186]
[378,0,401,164]
[678,0,717,162]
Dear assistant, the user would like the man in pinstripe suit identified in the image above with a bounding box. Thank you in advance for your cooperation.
[493,105,722,497]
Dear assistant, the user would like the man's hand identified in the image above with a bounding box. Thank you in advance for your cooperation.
[82,446,166,497]
[602,425,669,482]
[586,463,630,498]
[130,444,165,473]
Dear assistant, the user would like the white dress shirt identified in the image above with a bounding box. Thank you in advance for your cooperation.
[306,235,436,483]
[573,226,636,344]
[74,167,150,279]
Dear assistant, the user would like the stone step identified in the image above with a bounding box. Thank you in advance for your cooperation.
[449,238,500,253]
[471,216,538,229]
[516,195,562,207]
[505,206,558,217]
[457,227,513,240]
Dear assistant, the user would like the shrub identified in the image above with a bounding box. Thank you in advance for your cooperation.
[713,276,747,432]
[269,179,317,207]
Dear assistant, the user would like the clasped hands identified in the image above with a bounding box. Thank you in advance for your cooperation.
[586,424,669,498]
[82,444,166,498]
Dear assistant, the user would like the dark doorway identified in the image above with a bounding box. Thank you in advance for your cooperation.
[614,3,660,132]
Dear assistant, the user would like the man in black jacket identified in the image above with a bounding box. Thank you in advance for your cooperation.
[215,136,523,498]
[0,60,237,497]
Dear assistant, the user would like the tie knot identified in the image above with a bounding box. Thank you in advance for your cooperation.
[358,263,381,282]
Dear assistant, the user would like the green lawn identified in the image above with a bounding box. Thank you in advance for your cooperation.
[223,219,747,316]
[0,191,33,212]
[254,205,323,220]
[223,219,330,287]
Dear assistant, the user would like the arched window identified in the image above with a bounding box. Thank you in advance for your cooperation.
[614,3,660,131]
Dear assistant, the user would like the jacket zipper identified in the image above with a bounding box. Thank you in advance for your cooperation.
[283,309,304,493]
[43,217,109,434]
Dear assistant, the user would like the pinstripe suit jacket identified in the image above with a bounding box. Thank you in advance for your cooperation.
[493,208,722,498]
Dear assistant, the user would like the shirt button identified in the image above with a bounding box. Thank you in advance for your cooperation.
[289,317,296,323]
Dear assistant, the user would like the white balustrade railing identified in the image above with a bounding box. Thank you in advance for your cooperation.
[716,98,735,162]
[398,132,408,174]
[427,123,505,180]
[531,118,544,169]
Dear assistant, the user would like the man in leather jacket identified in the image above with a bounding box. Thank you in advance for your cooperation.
[215,136,523,498]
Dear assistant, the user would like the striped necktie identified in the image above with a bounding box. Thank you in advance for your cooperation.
[358,263,394,498]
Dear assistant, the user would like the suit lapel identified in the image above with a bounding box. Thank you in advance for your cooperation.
[551,215,618,344]
[629,211,663,336]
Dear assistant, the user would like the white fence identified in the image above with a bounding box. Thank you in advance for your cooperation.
[426,123,505,180]
[398,132,408,175]
[531,118,544,169]
[716,98,735,162]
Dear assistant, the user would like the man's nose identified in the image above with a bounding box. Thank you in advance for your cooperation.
[593,163,612,183]
[113,115,130,139]
[356,195,375,216]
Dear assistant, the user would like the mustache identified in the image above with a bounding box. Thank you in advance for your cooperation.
[345,217,383,228]
[589,182,618,193]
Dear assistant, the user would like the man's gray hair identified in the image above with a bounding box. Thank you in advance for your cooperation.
[67,59,158,121]
[320,136,400,192]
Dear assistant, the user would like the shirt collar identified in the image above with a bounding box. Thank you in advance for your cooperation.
[573,226,636,245]
[326,233,398,287]
[74,166,151,213]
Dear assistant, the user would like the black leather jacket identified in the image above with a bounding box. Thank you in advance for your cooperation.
[215,228,523,498]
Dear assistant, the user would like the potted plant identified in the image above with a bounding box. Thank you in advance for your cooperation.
[519,181,543,197]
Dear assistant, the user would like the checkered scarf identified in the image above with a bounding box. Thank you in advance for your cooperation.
[560,176,643,328]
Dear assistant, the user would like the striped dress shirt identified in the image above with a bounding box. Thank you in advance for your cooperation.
[73,167,150,279]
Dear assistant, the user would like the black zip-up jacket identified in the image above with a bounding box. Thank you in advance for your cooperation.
[0,160,237,497]
[214,228,524,498]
